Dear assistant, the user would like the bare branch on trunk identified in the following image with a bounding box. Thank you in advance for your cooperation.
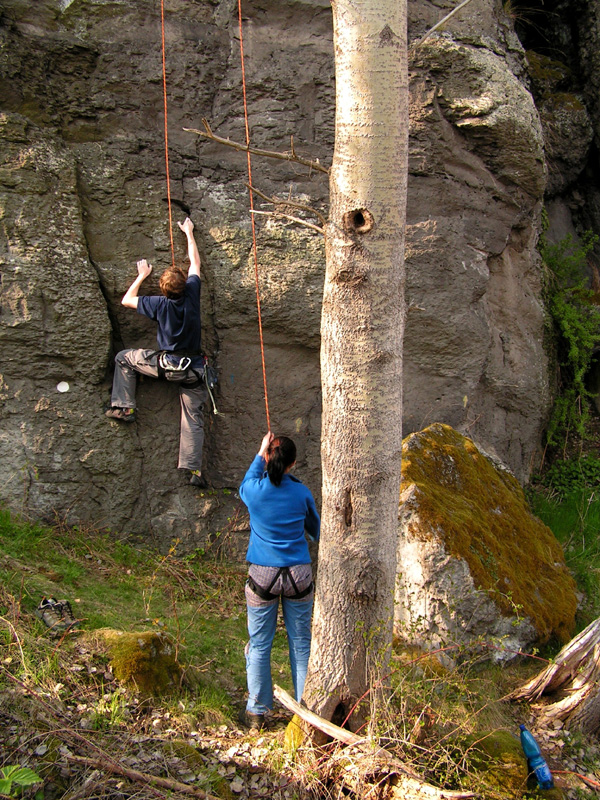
[183,120,329,175]
[250,209,324,235]
[246,183,327,227]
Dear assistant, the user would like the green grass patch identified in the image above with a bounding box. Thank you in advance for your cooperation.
[528,487,600,625]
[0,507,295,720]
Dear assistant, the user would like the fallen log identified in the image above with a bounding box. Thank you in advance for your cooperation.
[274,685,475,799]
[508,616,600,734]
[66,754,221,800]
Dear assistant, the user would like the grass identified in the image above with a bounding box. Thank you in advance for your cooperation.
[527,486,600,626]
[0,508,295,720]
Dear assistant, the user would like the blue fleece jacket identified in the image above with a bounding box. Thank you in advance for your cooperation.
[239,454,320,567]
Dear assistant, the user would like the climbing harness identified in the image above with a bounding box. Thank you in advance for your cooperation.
[247,566,314,601]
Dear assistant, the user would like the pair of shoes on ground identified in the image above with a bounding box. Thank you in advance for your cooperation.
[238,707,266,731]
[105,406,136,422]
[35,597,79,634]
[189,470,208,489]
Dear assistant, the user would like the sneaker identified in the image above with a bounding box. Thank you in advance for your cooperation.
[105,407,136,422]
[57,598,79,631]
[190,470,208,488]
[35,597,63,630]
[35,597,79,633]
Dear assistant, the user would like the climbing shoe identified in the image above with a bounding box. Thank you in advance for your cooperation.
[105,407,136,422]
[35,597,63,630]
[190,470,208,488]
[57,598,78,631]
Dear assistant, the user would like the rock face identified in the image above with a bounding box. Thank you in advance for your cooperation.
[395,424,577,660]
[0,0,597,546]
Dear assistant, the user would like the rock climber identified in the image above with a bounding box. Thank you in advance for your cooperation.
[105,217,209,488]
[238,431,320,730]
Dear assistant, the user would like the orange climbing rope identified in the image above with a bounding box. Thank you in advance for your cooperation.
[237,0,271,431]
[160,0,176,268]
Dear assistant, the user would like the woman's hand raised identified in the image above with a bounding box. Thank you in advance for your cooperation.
[259,431,274,458]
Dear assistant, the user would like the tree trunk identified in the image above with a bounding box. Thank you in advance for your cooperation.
[509,616,600,734]
[302,0,408,732]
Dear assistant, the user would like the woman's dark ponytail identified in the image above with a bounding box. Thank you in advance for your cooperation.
[266,436,296,486]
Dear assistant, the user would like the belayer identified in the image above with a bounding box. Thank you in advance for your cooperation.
[239,431,320,730]
[105,217,209,488]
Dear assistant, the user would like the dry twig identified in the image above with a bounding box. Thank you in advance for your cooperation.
[413,0,478,46]
[184,119,329,175]
[66,754,222,800]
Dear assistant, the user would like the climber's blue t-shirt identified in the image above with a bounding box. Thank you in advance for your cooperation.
[137,275,201,356]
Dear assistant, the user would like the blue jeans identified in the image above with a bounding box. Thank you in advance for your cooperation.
[245,593,313,715]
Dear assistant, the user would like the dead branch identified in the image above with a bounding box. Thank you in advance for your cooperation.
[274,685,475,799]
[508,617,600,734]
[247,183,328,227]
[1,667,165,797]
[0,615,28,675]
[184,119,329,175]
[250,209,324,235]
[66,754,221,800]
[413,0,477,47]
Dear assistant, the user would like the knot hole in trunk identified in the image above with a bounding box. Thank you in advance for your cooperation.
[343,208,374,234]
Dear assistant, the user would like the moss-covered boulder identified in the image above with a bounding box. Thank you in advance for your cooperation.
[395,424,577,660]
[462,730,528,797]
[91,629,182,695]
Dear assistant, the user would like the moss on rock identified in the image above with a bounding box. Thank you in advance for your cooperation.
[399,424,577,645]
[462,730,528,796]
[284,714,305,753]
[461,730,565,799]
[90,629,182,696]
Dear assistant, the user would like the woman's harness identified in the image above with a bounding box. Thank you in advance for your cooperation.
[247,566,313,601]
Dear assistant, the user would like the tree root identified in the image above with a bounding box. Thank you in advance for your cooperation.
[274,685,475,800]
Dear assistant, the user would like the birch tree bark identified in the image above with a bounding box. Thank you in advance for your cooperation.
[301,0,408,730]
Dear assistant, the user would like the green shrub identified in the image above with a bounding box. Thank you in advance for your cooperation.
[539,454,600,498]
[542,230,600,448]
